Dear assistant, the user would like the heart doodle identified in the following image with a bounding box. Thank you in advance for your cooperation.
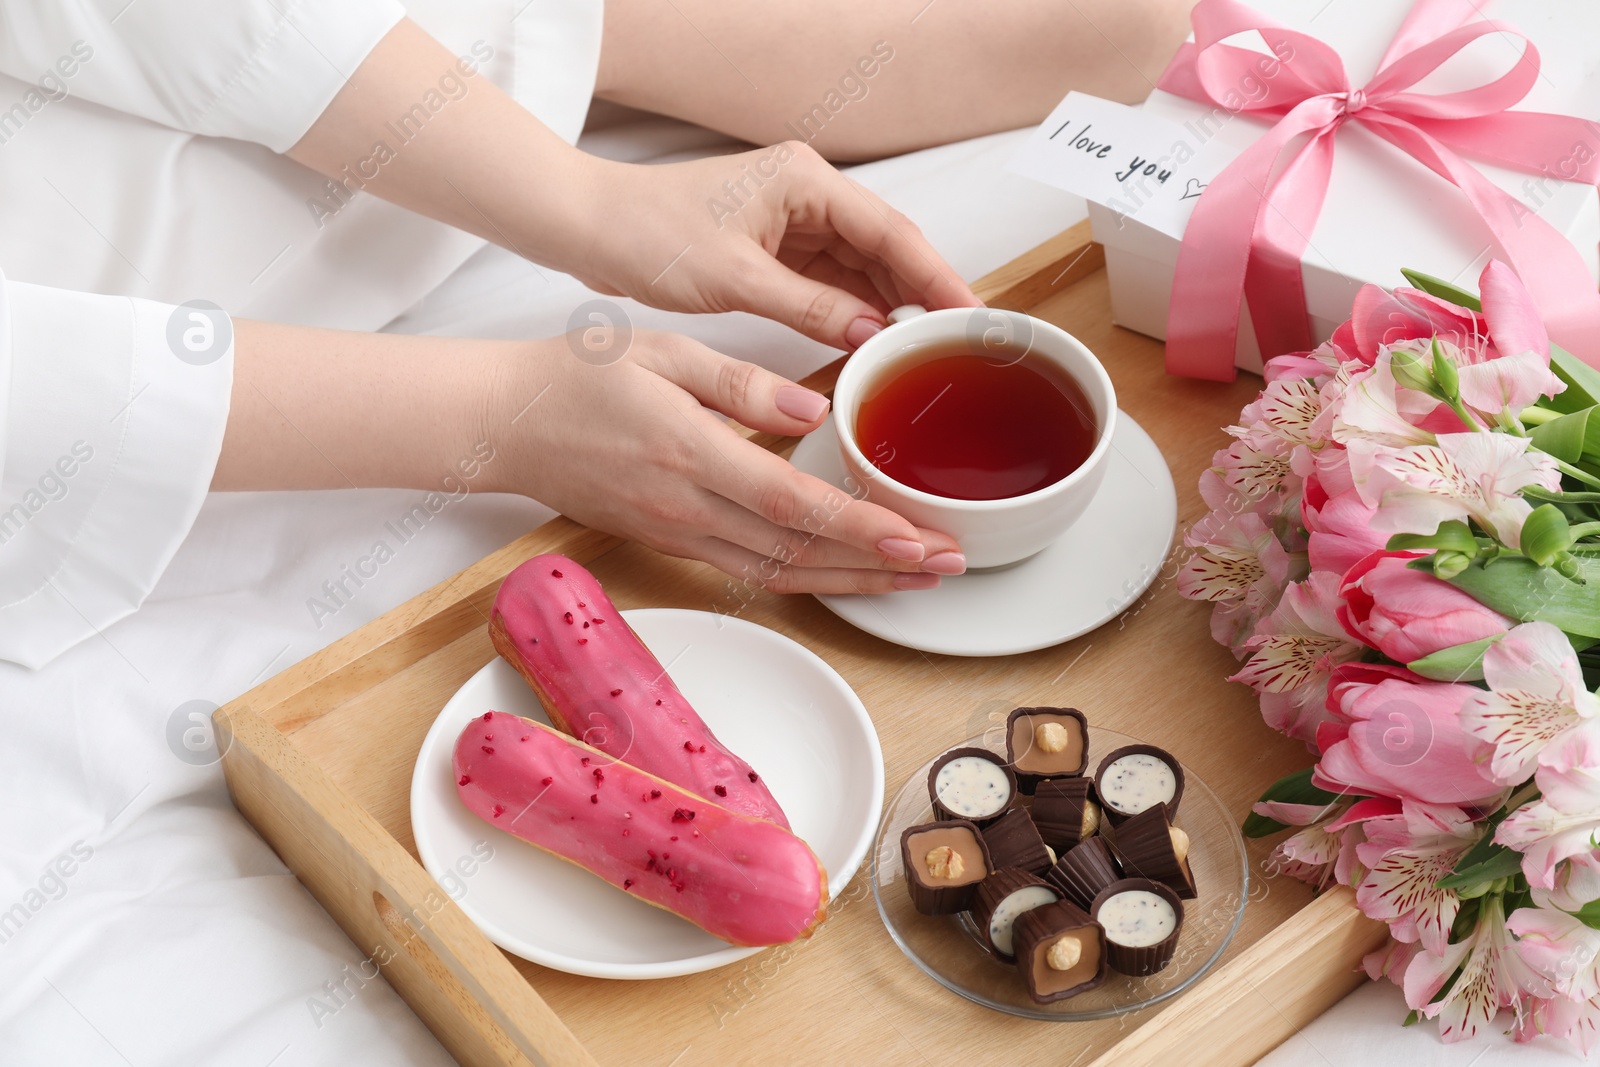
[1180,178,1208,200]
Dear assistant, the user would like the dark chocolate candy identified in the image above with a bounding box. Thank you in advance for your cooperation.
[1031,777,1102,853]
[1107,804,1197,900]
[899,819,992,915]
[1093,743,1185,823]
[926,746,1017,828]
[1046,836,1122,911]
[1090,877,1185,976]
[980,808,1053,876]
[1013,899,1108,1003]
[1005,707,1090,794]
[971,867,1060,962]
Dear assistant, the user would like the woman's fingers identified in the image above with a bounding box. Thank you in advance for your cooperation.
[807,168,981,313]
[732,251,890,350]
[689,416,961,566]
[637,334,833,435]
[689,537,944,595]
[695,493,965,573]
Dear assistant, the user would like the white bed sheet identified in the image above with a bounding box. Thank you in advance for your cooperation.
[0,118,1576,1065]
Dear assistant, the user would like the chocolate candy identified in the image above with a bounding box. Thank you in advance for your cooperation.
[1012,899,1108,1003]
[1031,777,1102,853]
[1090,878,1184,976]
[1108,804,1197,900]
[972,867,1060,962]
[1094,744,1185,823]
[900,819,992,915]
[980,808,1053,876]
[1005,707,1089,793]
[927,747,1016,827]
[1046,836,1122,911]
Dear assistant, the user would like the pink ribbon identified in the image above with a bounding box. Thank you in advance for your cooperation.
[1157,0,1600,381]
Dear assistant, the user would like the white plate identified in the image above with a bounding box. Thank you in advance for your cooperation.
[410,608,884,980]
[789,413,1177,657]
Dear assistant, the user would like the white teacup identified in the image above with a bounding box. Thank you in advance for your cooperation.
[832,305,1117,570]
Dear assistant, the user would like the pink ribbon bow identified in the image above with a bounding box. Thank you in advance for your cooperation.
[1158,0,1600,381]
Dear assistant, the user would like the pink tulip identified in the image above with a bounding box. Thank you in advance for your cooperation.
[1315,663,1502,809]
[1304,485,1387,576]
[1337,550,1511,664]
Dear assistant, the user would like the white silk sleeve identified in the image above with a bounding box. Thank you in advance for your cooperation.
[0,276,232,668]
[0,0,405,152]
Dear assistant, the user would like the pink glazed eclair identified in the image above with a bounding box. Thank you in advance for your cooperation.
[455,712,827,946]
[489,554,789,827]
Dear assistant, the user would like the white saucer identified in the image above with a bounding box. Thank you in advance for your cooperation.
[410,609,883,979]
[790,413,1177,656]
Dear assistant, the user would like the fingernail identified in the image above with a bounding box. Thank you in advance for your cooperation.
[845,317,885,350]
[893,573,941,591]
[775,384,830,423]
[922,551,967,575]
[877,537,925,562]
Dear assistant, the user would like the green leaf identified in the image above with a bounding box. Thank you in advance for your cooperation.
[1436,845,1523,893]
[1439,556,1600,638]
[1570,899,1600,931]
[1242,767,1346,838]
[1402,1010,1421,1027]
[1400,268,1482,311]
[1386,520,1477,556]
[1531,407,1595,464]
[1522,504,1576,567]
[1548,344,1600,413]
[1408,636,1499,682]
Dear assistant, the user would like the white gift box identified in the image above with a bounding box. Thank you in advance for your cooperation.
[1083,0,1600,374]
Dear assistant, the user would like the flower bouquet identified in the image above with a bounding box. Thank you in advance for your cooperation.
[1179,260,1600,1048]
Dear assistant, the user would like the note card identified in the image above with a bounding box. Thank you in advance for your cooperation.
[1007,92,1210,240]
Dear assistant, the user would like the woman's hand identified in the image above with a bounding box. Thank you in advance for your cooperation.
[558,144,982,351]
[484,328,966,593]
[217,320,966,594]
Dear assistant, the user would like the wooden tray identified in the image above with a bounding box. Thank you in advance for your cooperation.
[215,220,1388,1067]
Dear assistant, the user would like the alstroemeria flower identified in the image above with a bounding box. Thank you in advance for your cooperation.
[1355,804,1481,953]
[1514,994,1600,1054]
[1332,357,1439,448]
[1178,509,1292,604]
[1507,905,1600,1001]
[1406,893,1549,1042]
[1497,727,1600,888]
[1461,622,1600,785]
[1366,431,1561,550]
[1233,572,1364,743]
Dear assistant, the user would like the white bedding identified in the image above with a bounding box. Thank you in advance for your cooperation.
[0,119,1577,1065]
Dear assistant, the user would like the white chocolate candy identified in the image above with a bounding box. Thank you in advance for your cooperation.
[1097,889,1177,947]
[935,756,1011,819]
[1099,754,1176,815]
[988,885,1059,956]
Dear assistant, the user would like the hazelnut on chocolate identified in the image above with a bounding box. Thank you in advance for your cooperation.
[1005,707,1089,794]
[1013,899,1108,1003]
[900,820,992,915]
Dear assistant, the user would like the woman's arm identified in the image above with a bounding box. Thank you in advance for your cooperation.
[217,319,964,592]
[285,19,980,352]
